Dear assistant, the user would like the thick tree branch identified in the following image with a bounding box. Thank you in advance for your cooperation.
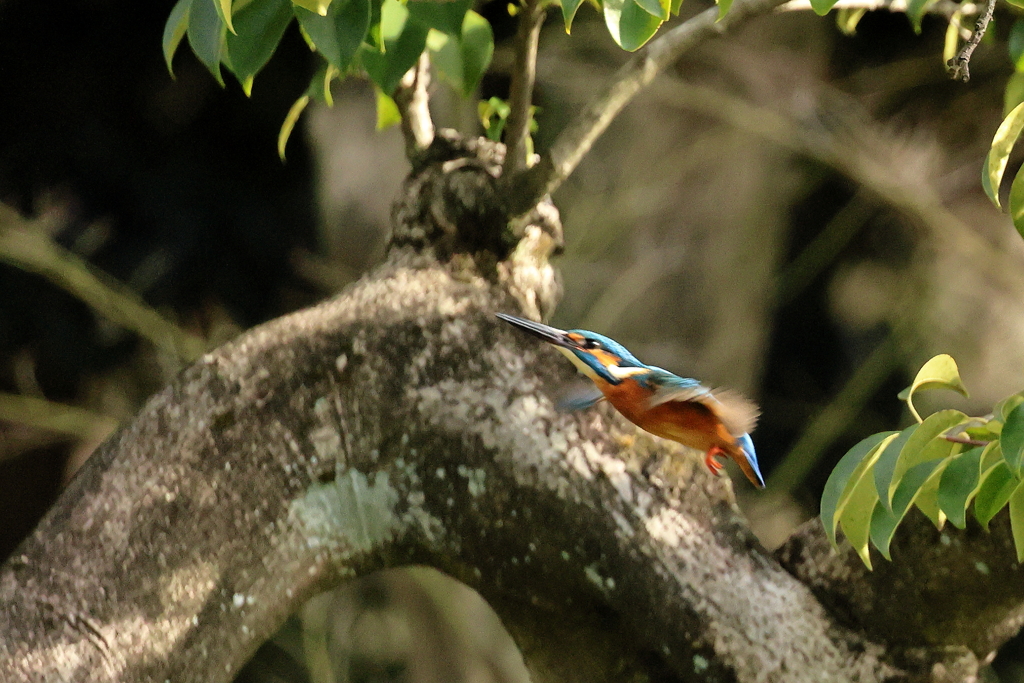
[778,510,1024,673]
[500,0,791,216]
[0,254,906,683]
[502,0,546,176]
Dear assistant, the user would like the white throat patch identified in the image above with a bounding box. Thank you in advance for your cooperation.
[607,365,648,379]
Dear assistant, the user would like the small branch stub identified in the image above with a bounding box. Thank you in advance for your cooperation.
[395,53,436,161]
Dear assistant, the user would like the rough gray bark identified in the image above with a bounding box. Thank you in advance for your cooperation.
[2,134,1024,683]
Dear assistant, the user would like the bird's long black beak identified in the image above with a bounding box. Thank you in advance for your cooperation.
[496,313,576,349]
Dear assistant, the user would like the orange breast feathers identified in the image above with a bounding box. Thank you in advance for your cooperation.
[596,377,738,454]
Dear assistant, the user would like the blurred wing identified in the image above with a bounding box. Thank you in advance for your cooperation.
[557,384,605,412]
[648,373,760,437]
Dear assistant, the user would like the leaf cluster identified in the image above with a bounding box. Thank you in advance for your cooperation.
[163,0,496,157]
[163,0,715,159]
[822,355,1024,568]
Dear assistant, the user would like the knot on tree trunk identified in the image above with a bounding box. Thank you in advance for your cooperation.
[389,129,509,260]
[389,128,564,320]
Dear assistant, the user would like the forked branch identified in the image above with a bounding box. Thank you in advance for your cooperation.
[500,0,792,216]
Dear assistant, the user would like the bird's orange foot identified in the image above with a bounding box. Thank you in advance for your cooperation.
[704,446,727,476]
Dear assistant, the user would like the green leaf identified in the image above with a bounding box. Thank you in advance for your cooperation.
[938,445,985,528]
[871,425,918,508]
[366,0,383,49]
[188,0,227,85]
[1010,18,1024,70]
[820,431,898,548]
[634,0,670,21]
[279,94,309,160]
[879,411,965,507]
[897,354,969,423]
[905,0,935,33]
[838,460,881,569]
[975,461,1018,529]
[1011,75,1024,119]
[943,12,960,65]
[360,18,428,94]
[380,0,408,39]
[1009,166,1024,241]
[479,96,511,141]
[982,439,1005,472]
[997,393,1024,421]
[295,0,371,71]
[716,0,733,19]
[278,65,334,160]
[460,12,493,96]
[670,0,683,15]
[374,87,402,129]
[809,0,837,17]
[1010,482,1024,562]
[426,12,494,97]
[835,8,866,35]
[163,0,194,77]
[292,0,333,14]
[603,0,663,51]
[217,0,236,34]
[870,458,946,560]
[914,471,947,528]
[1002,403,1024,475]
[407,0,473,36]
[986,101,1024,211]
[560,0,587,32]
[225,0,294,91]
[982,150,997,207]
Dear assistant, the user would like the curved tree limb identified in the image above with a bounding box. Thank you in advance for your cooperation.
[3,245,1024,682]
[0,252,901,683]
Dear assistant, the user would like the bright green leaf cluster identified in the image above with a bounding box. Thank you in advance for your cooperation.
[165,0,728,159]
[163,0,495,158]
[822,354,1024,568]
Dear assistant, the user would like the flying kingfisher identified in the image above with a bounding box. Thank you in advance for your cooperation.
[496,313,765,488]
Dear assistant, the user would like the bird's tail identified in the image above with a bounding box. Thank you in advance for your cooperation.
[734,433,765,489]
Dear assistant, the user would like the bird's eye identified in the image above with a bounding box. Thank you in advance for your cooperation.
[583,339,601,350]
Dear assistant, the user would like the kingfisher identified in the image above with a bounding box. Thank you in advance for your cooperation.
[496,313,765,488]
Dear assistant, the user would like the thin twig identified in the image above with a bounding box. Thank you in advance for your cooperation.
[0,205,206,362]
[946,0,995,82]
[394,53,435,160]
[501,0,792,216]
[942,434,990,446]
[503,0,546,176]
[0,392,118,443]
[779,0,974,17]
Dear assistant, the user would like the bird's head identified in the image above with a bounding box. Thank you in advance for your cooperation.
[496,313,647,385]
